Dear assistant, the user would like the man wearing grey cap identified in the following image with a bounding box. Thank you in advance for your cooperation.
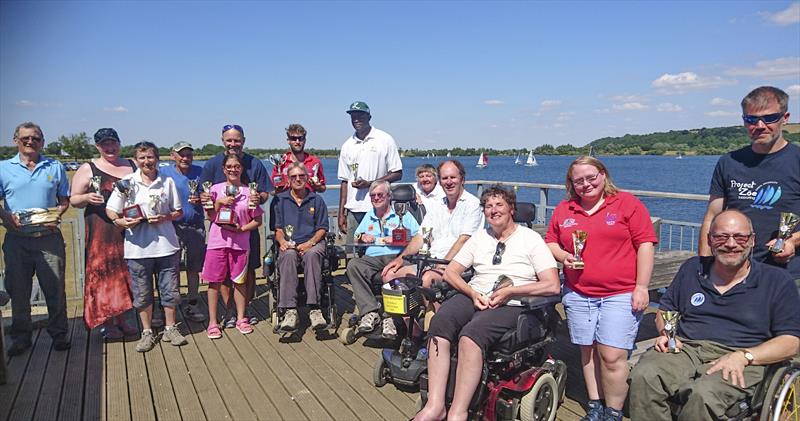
[160,141,206,322]
[337,101,403,241]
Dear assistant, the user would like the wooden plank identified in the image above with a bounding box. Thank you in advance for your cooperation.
[124,337,156,421]
[160,324,207,421]
[83,326,104,421]
[144,339,181,421]
[58,308,90,421]
[0,329,41,421]
[7,327,52,421]
[105,332,131,421]
[33,307,79,421]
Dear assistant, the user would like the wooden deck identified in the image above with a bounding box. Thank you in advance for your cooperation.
[0,251,693,421]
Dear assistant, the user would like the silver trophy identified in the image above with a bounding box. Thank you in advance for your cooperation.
[148,194,162,217]
[392,202,409,244]
[248,182,258,210]
[268,154,287,185]
[660,311,682,353]
[350,162,361,182]
[225,184,239,198]
[769,212,800,253]
[89,175,102,193]
[284,225,296,247]
[420,227,433,256]
[115,179,144,219]
[310,163,320,185]
[187,178,199,201]
[201,181,213,209]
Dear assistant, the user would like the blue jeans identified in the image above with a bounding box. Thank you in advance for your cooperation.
[127,252,180,310]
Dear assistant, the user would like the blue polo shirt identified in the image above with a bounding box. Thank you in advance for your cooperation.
[160,163,204,227]
[661,256,800,348]
[0,153,69,212]
[199,152,273,194]
[274,189,329,244]
[355,207,420,257]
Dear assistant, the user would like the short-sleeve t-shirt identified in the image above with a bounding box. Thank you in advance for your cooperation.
[337,127,403,213]
[420,190,484,259]
[709,143,800,278]
[206,183,264,251]
[160,163,204,227]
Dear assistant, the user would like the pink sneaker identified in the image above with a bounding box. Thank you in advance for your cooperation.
[235,318,253,335]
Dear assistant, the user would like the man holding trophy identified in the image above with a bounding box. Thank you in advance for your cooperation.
[270,124,326,193]
[700,86,800,281]
[0,122,71,356]
[630,210,800,421]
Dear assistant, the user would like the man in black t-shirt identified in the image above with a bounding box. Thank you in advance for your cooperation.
[699,86,800,279]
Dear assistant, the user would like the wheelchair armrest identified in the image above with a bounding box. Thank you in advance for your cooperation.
[519,294,561,310]
[0,290,8,306]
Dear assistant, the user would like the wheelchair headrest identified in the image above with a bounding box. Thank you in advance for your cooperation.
[513,202,536,227]
[391,184,416,202]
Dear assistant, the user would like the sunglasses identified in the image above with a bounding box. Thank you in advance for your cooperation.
[492,242,506,265]
[742,113,784,125]
[288,174,307,179]
[222,124,244,134]
[369,193,388,200]
[288,135,306,142]
[709,232,753,246]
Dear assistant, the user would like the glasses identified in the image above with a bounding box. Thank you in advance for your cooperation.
[742,113,784,125]
[288,135,306,142]
[224,165,242,170]
[369,193,388,200]
[18,135,43,142]
[222,124,244,135]
[708,232,754,245]
[288,174,307,179]
[492,242,506,265]
[571,173,600,187]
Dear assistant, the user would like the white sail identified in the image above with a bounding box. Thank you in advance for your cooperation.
[524,151,538,167]
[476,152,488,168]
[514,153,521,165]
[446,151,451,157]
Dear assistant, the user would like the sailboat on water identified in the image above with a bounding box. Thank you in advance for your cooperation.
[446,151,451,158]
[476,152,488,168]
[524,151,538,167]
[514,153,522,165]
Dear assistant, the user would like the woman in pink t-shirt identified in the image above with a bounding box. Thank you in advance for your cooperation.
[202,154,263,338]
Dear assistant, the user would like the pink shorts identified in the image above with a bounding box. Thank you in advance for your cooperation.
[202,248,249,284]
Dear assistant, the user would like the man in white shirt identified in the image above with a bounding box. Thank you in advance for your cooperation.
[413,163,445,208]
[381,160,484,287]
[337,101,403,240]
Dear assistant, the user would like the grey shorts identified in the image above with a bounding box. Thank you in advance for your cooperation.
[173,223,206,272]
[127,252,181,309]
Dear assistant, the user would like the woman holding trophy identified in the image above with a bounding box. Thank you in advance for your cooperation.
[202,154,263,338]
[69,128,136,340]
[545,156,657,421]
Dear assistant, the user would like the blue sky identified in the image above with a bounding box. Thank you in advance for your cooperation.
[1,1,798,150]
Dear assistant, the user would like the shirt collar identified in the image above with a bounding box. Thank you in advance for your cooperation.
[369,206,398,222]
[566,193,618,214]
[9,153,47,168]
[132,169,164,186]
[696,256,761,294]
[353,127,376,144]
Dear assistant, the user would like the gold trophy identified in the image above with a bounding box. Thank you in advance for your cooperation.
[284,225,296,247]
[187,179,199,201]
[660,311,682,353]
[769,212,800,253]
[201,181,213,209]
[350,163,361,182]
[89,175,102,193]
[571,230,588,269]
[248,182,258,210]
[419,227,433,256]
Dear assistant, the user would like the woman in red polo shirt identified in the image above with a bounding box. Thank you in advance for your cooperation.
[545,156,656,421]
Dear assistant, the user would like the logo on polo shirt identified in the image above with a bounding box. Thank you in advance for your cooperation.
[751,181,781,210]
[561,218,577,228]
[690,293,705,306]
[605,213,618,226]
[309,207,315,216]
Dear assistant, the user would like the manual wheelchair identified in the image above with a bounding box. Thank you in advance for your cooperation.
[722,358,800,421]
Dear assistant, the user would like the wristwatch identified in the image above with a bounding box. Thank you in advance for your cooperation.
[741,349,755,365]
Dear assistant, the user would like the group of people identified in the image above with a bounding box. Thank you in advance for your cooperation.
[1,88,798,421]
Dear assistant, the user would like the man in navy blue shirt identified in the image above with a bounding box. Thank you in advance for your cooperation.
[199,124,273,326]
[631,210,800,421]
[161,141,206,323]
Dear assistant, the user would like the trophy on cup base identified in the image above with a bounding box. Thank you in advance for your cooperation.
[89,175,102,193]
[187,178,199,202]
[660,311,682,353]
[147,194,162,222]
[419,227,433,256]
[310,163,320,185]
[571,230,588,269]
[201,181,214,209]
[114,179,144,220]
[15,207,61,226]
[769,212,800,254]
[391,202,409,245]
[350,163,362,183]
[215,184,238,226]
[268,154,287,185]
[284,225,296,247]
[248,182,258,210]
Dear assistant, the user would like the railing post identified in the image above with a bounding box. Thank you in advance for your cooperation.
[537,188,549,225]
[476,183,484,197]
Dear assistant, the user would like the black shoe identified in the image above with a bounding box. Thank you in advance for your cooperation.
[7,339,32,356]
[53,338,71,351]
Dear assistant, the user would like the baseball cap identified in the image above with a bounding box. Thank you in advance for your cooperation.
[346,101,370,114]
[94,128,120,143]
[172,141,193,152]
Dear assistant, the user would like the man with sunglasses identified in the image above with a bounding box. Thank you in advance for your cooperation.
[630,210,800,421]
[699,86,800,281]
[0,122,71,356]
[199,124,272,326]
[271,124,326,194]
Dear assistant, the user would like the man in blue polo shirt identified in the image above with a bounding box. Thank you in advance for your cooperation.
[346,180,419,338]
[160,141,206,323]
[273,163,329,332]
[0,122,71,356]
[630,210,800,421]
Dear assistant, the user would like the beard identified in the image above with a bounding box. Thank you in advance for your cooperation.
[712,245,752,268]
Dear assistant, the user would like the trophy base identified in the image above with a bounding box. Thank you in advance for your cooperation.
[667,348,681,354]
[203,203,214,210]
[122,205,145,220]
[215,208,236,226]
[769,238,785,254]
[572,261,585,270]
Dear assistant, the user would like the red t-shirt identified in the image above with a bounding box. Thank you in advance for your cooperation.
[271,151,325,192]
[545,191,657,297]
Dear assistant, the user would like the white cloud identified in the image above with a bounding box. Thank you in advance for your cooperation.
[483,99,504,105]
[104,105,129,113]
[609,94,646,102]
[759,2,800,26]
[705,110,739,117]
[726,57,800,79]
[16,100,35,107]
[656,103,682,112]
[593,108,612,114]
[652,72,735,93]
[612,102,649,110]
[556,111,575,121]
[787,84,800,96]
[540,100,562,109]
[710,97,733,106]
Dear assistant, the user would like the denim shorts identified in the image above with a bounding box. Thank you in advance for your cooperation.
[127,252,180,310]
[561,287,642,350]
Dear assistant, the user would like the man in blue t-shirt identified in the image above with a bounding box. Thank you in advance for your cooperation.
[699,86,800,279]
[160,141,206,323]
[631,210,800,421]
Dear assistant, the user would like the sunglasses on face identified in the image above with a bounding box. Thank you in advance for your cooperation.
[370,193,388,200]
[222,124,244,134]
[289,174,307,179]
[492,242,506,265]
[708,232,753,246]
[225,165,242,170]
[742,113,784,125]
[288,135,306,142]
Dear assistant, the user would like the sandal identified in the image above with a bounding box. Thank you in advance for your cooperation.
[235,318,254,335]
[206,324,222,339]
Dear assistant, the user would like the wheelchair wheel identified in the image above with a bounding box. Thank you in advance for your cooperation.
[760,365,800,421]
[339,327,357,345]
[518,372,558,421]
[373,357,388,387]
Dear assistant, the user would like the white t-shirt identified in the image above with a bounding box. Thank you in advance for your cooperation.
[453,225,557,306]
[337,127,403,212]
[414,182,446,209]
[107,170,182,259]
[420,190,484,259]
